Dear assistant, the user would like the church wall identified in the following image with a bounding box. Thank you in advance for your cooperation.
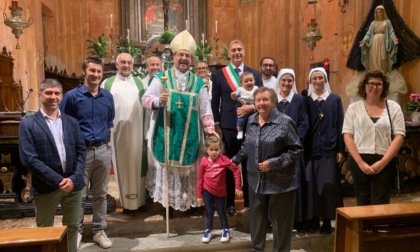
[207,0,420,110]
[0,0,118,111]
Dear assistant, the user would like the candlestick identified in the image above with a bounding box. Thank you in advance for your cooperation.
[185,19,188,31]
[110,14,113,29]
[215,20,218,33]
[202,33,205,46]
[127,29,130,43]
[145,17,148,30]
[213,34,220,65]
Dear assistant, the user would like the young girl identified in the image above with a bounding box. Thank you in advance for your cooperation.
[231,72,258,139]
[197,135,243,243]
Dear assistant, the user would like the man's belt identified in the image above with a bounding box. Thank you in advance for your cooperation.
[85,140,109,148]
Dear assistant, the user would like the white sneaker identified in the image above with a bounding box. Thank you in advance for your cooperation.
[201,229,212,243]
[77,233,82,249]
[93,230,112,249]
[237,131,243,140]
[220,229,230,243]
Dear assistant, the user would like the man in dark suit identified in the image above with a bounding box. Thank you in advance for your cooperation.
[19,78,86,252]
[211,39,263,215]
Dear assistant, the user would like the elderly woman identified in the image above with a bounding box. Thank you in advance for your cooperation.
[305,67,344,234]
[343,70,405,206]
[232,87,303,252]
[360,5,398,74]
[275,68,309,232]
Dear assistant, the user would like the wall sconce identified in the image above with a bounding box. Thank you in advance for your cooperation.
[303,20,322,52]
[302,2,322,60]
[3,1,33,49]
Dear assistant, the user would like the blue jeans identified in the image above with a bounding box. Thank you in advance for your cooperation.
[203,190,229,230]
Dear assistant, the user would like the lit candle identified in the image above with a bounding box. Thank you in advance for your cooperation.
[215,20,218,33]
[145,17,148,30]
[110,14,113,29]
[127,29,130,43]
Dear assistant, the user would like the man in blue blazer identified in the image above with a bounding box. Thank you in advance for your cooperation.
[19,79,86,252]
[211,40,263,215]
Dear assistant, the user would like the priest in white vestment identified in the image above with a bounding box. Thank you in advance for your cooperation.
[101,53,148,213]
[142,30,218,213]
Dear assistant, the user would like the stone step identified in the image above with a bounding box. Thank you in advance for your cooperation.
[78,204,333,252]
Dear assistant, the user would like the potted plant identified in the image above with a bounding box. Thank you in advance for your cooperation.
[195,43,212,62]
[404,93,420,123]
[85,33,111,60]
[220,45,230,64]
[116,42,142,59]
[158,30,175,46]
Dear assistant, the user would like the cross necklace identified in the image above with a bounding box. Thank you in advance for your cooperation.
[315,100,324,120]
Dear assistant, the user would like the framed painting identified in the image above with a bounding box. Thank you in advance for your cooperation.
[141,0,188,39]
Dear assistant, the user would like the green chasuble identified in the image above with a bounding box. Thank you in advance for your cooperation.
[152,69,206,167]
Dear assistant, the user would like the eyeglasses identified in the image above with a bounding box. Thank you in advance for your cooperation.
[196,67,208,70]
[366,82,383,88]
[119,60,133,65]
[262,64,274,68]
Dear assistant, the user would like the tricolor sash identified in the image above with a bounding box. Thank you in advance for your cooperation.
[152,69,206,167]
[222,64,241,92]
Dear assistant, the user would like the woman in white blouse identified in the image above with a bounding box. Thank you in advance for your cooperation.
[342,70,405,206]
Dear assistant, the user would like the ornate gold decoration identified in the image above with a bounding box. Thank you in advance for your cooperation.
[3,1,33,49]
[1,153,11,164]
[0,167,14,193]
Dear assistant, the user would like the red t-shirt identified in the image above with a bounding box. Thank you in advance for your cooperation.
[196,155,242,198]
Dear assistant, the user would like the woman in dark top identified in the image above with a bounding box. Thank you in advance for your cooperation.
[305,67,345,234]
[275,68,309,232]
[232,87,303,252]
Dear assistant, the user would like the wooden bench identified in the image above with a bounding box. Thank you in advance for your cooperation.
[0,226,68,252]
[335,202,420,252]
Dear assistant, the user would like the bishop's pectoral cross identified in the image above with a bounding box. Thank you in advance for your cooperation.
[175,95,184,109]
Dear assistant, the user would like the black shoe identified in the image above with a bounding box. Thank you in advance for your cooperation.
[307,218,320,233]
[227,206,235,216]
[138,205,148,212]
[294,221,307,233]
[122,208,137,215]
[320,219,332,234]
[161,207,174,219]
[186,207,202,216]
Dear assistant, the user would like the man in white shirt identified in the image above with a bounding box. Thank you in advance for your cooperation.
[101,53,148,214]
[142,56,162,85]
[259,57,277,89]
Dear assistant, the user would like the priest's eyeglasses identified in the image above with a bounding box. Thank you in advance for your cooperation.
[366,82,383,88]
[262,64,274,68]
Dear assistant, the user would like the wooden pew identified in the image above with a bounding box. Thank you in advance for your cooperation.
[335,202,420,252]
[0,226,68,252]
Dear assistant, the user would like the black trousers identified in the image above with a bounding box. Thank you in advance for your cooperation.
[221,128,248,207]
[348,154,395,206]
